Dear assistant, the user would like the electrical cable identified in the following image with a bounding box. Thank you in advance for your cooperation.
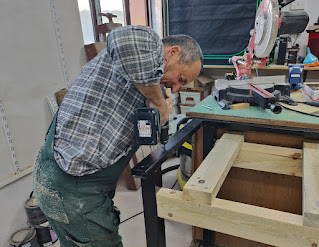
[161,164,180,175]
[120,211,143,224]
[170,179,178,190]
[292,33,300,47]
[119,166,180,225]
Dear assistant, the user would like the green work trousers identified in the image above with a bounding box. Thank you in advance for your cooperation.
[33,112,138,247]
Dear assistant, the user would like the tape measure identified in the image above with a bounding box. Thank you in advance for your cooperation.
[49,0,69,88]
[0,97,19,173]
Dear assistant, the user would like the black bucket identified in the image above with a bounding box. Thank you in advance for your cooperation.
[25,196,47,226]
[9,228,40,247]
[25,194,58,246]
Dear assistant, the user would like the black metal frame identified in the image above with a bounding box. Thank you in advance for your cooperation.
[131,118,319,247]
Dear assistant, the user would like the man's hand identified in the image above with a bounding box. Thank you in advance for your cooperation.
[133,83,170,126]
[145,98,169,126]
[164,88,174,115]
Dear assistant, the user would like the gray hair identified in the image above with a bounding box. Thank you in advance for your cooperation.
[162,34,203,67]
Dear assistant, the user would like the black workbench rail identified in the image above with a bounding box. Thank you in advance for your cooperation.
[202,119,319,139]
[131,118,203,179]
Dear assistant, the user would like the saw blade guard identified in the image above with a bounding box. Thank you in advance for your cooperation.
[253,0,280,58]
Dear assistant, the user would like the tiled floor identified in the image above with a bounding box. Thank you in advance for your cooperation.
[52,157,193,247]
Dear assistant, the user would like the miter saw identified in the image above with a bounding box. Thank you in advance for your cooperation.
[213,0,309,113]
[230,0,279,78]
[213,76,295,114]
[230,0,308,78]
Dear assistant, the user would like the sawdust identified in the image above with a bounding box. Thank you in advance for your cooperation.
[33,149,69,224]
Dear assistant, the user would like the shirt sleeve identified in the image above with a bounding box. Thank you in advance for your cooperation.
[106,25,164,86]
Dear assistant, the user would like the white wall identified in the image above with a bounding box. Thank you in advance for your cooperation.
[0,0,85,245]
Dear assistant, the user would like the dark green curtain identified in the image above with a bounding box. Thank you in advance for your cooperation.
[167,0,261,65]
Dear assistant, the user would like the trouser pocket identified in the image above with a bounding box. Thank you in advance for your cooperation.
[84,196,120,238]
[83,196,122,247]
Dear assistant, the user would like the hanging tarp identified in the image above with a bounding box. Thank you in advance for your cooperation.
[167,0,261,65]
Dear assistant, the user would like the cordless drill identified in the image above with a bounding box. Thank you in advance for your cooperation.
[133,86,169,145]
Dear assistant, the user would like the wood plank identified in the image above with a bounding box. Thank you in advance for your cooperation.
[157,188,319,247]
[241,142,302,158]
[233,142,303,177]
[183,133,244,205]
[303,141,319,228]
[231,103,250,110]
[217,129,304,149]
[135,147,144,162]
[141,145,152,157]
[291,89,307,103]
[195,167,302,246]
[194,228,273,247]
[192,131,304,246]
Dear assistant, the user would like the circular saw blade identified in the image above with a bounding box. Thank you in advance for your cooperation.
[253,0,280,58]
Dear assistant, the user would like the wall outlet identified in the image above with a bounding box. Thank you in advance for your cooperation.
[290,0,305,10]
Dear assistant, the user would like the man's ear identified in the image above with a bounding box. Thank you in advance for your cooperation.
[168,46,181,57]
[164,46,181,63]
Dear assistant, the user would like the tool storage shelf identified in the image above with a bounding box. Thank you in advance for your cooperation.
[178,88,211,115]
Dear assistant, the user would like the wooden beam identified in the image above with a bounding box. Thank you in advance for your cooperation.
[183,133,244,205]
[157,188,319,247]
[233,142,303,177]
[303,141,319,228]
[230,103,250,110]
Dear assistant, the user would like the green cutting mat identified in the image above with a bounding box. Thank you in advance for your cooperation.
[188,96,319,129]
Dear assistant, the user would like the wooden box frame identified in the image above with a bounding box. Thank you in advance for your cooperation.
[157,133,319,247]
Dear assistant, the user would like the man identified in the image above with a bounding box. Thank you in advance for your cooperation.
[33,25,202,247]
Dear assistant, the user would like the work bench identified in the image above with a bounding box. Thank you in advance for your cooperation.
[131,96,319,247]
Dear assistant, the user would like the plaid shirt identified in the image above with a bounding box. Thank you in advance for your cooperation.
[54,26,164,176]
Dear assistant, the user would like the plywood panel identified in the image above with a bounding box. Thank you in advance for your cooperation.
[218,168,302,215]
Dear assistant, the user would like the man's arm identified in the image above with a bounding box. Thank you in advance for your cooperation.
[133,83,170,126]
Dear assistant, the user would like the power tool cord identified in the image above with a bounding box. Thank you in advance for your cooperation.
[119,164,180,225]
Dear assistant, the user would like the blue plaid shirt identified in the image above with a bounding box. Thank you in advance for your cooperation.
[54,26,164,176]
